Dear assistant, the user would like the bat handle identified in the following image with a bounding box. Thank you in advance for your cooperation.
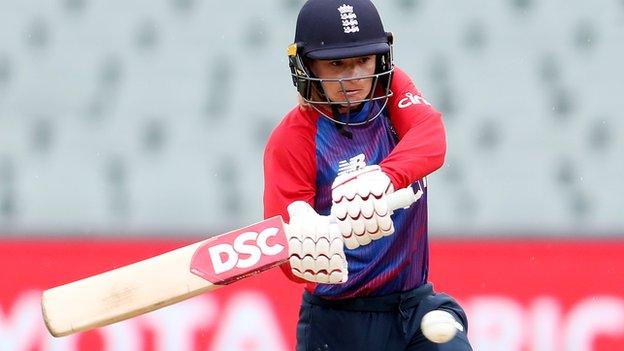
[386,186,420,212]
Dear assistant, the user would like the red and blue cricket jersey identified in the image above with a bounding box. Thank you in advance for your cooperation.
[263,67,446,299]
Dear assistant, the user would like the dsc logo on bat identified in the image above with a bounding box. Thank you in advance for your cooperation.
[208,227,283,274]
[190,216,289,285]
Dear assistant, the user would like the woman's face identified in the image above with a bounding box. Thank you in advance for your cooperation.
[309,55,376,108]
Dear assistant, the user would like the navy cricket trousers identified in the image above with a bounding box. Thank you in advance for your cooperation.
[295,284,473,351]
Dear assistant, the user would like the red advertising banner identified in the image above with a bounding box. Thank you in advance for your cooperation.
[0,239,302,351]
[0,239,623,351]
[429,240,624,351]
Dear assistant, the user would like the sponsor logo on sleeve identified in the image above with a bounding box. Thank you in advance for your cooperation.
[398,92,431,109]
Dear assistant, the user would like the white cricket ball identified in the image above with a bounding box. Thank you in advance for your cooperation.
[420,310,463,343]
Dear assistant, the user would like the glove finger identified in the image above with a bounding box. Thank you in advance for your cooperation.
[380,220,394,236]
[364,170,392,194]
[367,218,383,241]
[329,222,342,241]
[369,231,383,241]
[355,232,372,246]
[315,217,330,242]
[329,254,343,271]
[316,272,329,284]
[329,271,346,284]
[301,213,317,239]
[303,271,316,282]
[342,181,358,201]
[288,237,302,257]
[378,214,393,231]
[356,179,370,198]
[360,197,375,218]
[316,254,329,267]
[374,197,389,217]
[289,256,302,275]
[369,179,387,197]
[365,217,379,234]
[316,256,329,283]
[329,230,345,258]
[302,237,316,259]
[331,202,348,221]
[286,220,303,242]
[330,254,348,283]
[351,218,366,236]
[331,184,345,203]
[301,256,315,274]
[344,235,360,250]
[347,197,362,218]
[337,219,352,238]
[384,224,395,236]
[315,236,330,258]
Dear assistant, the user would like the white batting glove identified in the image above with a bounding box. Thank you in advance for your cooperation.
[331,165,395,250]
[286,201,348,284]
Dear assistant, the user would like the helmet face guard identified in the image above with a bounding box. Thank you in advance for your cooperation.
[287,36,394,126]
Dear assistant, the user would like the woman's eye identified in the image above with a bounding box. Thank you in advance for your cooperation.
[330,61,342,67]
[359,57,371,63]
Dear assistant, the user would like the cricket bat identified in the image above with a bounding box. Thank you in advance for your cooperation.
[41,187,420,337]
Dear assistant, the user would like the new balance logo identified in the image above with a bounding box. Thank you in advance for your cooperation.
[337,153,366,176]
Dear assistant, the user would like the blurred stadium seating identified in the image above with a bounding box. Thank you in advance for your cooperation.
[0,0,622,236]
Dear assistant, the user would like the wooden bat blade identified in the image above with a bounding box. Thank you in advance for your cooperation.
[41,239,219,337]
[41,216,287,337]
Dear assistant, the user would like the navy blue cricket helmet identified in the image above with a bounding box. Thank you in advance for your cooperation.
[288,0,394,123]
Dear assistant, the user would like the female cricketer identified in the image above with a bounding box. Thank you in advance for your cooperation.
[263,1,473,350]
